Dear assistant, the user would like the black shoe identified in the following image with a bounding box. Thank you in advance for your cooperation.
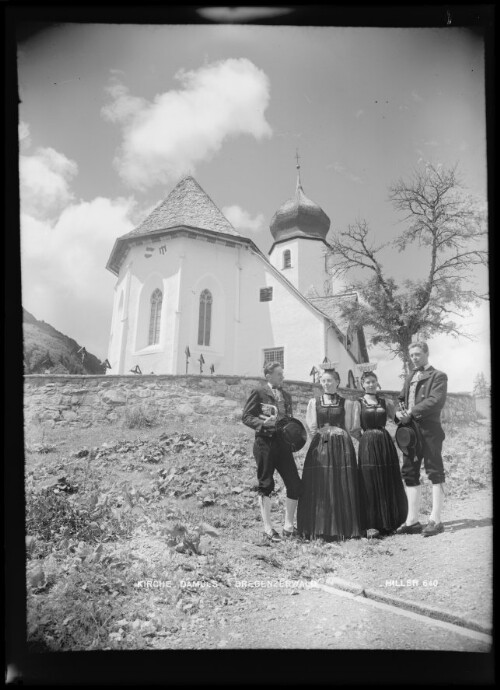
[257,529,282,546]
[257,532,273,546]
[282,527,299,539]
[422,520,444,537]
[395,521,423,535]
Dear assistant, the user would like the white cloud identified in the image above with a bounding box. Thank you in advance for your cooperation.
[101,81,147,124]
[19,141,136,357]
[327,162,363,184]
[21,196,136,358]
[129,197,162,227]
[19,121,31,150]
[411,90,423,102]
[222,204,265,233]
[20,147,78,219]
[101,58,272,190]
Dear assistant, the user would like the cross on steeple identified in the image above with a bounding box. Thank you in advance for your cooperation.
[295,149,302,190]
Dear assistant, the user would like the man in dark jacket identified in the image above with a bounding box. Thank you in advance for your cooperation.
[395,341,447,537]
[242,362,302,545]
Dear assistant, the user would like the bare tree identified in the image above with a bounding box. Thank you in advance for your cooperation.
[327,164,487,375]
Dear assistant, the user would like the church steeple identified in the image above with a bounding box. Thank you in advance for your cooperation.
[269,155,330,246]
[295,149,302,191]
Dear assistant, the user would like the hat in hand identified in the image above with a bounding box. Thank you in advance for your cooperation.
[276,417,308,452]
[395,421,424,460]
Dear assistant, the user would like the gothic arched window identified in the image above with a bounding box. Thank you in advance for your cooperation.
[148,289,162,345]
[347,370,356,389]
[283,249,291,269]
[198,289,213,346]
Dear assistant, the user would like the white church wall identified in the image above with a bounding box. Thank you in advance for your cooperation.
[238,250,327,381]
[269,241,299,287]
[269,237,330,295]
[173,239,238,375]
[107,237,362,382]
[133,244,181,375]
[133,271,166,352]
[325,327,360,389]
[110,242,183,374]
[107,280,124,371]
[107,267,132,374]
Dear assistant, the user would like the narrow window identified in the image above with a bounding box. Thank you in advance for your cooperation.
[260,287,273,302]
[283,249,291,269]
[263,347,284,369]
[198,289,213,346]
[148,289,162,345]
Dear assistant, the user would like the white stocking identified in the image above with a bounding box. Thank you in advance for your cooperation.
[406,485,421,525]
[258,495,273,534]
[284,498,298,532]
[429,483,444,524]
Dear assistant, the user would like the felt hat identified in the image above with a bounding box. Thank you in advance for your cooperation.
[276,417,308,452]
[395,421,424,459]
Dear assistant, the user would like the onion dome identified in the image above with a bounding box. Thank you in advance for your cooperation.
[270,157,330,244]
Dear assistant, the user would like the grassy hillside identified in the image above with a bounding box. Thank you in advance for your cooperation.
[23,308,104,375]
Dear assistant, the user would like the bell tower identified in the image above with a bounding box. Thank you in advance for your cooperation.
[268,154,333,295]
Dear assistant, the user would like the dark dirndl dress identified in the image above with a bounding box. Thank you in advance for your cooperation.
[357,397,408,532]
[297,395,363,540]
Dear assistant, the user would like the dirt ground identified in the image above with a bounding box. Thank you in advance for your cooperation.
[24,420,492,651]
[323,488,493,627]
[105,487,492,650]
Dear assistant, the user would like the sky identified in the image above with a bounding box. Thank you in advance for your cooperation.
[17,22,490,391]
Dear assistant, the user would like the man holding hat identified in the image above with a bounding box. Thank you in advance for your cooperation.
[395,341,448,537]
[242,362,302,544]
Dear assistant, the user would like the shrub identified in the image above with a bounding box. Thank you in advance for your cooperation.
[25,487,136,543]
[123,404,160,429]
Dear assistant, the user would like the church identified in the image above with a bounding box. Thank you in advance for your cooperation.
[105,166,369,384]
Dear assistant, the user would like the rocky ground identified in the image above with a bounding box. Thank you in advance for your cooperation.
[24,418,492,651]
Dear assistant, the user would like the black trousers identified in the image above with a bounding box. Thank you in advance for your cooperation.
[253,435,302,499]
[401,422,446,486]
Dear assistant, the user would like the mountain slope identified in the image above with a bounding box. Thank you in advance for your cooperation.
[23,308,105,375]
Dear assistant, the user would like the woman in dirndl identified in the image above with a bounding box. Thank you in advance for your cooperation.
[297,368,363,540]
[353,371,408,538]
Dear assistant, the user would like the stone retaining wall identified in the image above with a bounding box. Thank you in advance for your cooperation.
[24,375,477,428]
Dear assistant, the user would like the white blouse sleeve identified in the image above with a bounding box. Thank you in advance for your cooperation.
[345,399,362,440]
[305,398,318,436]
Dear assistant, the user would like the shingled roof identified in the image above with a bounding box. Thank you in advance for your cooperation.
[308,292,369,361]
[121,176,241,239]
[308,293,358,332]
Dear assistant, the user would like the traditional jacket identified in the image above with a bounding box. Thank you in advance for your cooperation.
[242,385,293,438]
[398,366,448,425]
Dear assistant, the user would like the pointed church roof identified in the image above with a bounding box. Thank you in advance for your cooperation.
[106,176,248,274]
[122,176,241,239]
